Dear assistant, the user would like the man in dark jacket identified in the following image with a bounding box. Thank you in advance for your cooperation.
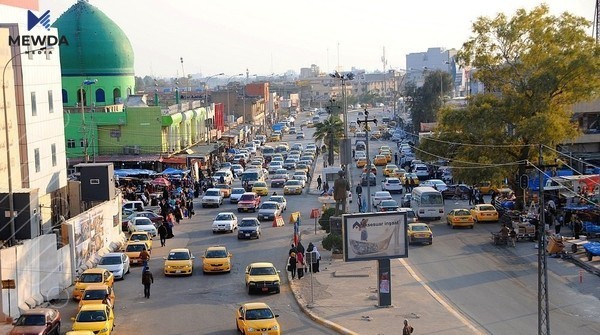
[142,267,154,299]
[158,223,168,247]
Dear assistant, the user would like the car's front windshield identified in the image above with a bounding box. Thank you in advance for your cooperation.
[261,203,277,209]
[205,190,220,196]
[206,250,228,258]
[76,310,107,322]
[99,256,121,265]
[215,214,233,221]
[240,220,258,227]
[15,315,45,326]
[250,267,276,275]
[168,251,190,260]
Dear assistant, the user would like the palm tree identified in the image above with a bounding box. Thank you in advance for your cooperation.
[313,115,343,166]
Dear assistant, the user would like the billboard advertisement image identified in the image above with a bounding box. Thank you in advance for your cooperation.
[343,212,408,262]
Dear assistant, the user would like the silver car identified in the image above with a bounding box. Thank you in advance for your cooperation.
[96,252,130,280]
[257,201,282,221]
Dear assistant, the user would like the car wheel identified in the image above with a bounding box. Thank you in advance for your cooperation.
[275,287,281,294]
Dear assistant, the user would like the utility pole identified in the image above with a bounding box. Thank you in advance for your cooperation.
[357,108,377,212]
[537,145,550,335]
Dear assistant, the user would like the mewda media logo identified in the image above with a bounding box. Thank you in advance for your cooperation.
[8,9,68,47]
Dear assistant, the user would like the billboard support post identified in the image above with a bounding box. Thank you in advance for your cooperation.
[377,259,391,307]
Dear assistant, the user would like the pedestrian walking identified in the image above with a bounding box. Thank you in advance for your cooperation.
[317,175,322,190]
[296,251,305,279]
[158,223,167,247]
[352,149,356,159]
[394,152,399,165]
[402,320,414,334]
[139,248,150,269]
[141,267,154,299]
[287,252,297,279]
[355,184,363,196]
[307,243,321,273]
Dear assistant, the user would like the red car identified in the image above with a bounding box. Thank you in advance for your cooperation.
[9,308,61,335]
[237,192,261,212]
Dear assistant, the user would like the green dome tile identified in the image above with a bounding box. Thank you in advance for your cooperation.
[52,0,134,76]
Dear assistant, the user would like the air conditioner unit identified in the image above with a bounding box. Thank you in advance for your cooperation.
[132,145,140,155]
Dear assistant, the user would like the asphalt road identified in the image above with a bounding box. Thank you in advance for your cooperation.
[53,111,336,335]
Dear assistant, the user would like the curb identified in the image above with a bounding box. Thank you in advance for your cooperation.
[287,268,359,335]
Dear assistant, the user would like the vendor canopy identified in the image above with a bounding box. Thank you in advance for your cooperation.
[161,167,187,175]
[114,169,157,177]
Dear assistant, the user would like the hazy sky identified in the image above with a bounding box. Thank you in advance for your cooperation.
[40,0,596,78]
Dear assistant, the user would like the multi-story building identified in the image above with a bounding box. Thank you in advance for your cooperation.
[0,1,68,240]
[406,47,457,89]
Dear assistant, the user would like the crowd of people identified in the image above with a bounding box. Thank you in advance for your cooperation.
[287,241,321,280]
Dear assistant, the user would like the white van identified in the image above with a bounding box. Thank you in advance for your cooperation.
[411,186,444,220]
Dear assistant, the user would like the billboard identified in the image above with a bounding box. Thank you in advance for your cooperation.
[342,212,407,262]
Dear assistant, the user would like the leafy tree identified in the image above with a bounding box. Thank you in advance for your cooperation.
[404,71,453,132]
[313,115,343,166]
[423,5,600,192]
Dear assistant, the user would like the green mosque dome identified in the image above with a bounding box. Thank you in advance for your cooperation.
[52,0,134,77]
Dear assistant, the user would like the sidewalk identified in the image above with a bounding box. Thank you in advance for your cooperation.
[289,228,483,335]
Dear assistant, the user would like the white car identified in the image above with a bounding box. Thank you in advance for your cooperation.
[421,179,448,192]
[212,170,234,184]
[231,164,244,176]
[127,217,158,236]
[212,212,238,233]
[268,162,283,174]
[292,174,307,187]
[202,188,223,208]
[399,208,418,223]
[382,177,403,194]
[355,151,366,161]
[413,164,430,179]
[371,191,393,208]
[96,252,130,280]
[257,201,283,221]
[268,195,287,211]
[244,142,257,154]
[230,187,246,204]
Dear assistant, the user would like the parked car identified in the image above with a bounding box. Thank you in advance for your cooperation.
[70,304,114,335]
[73,268,114,301]
[127,217,158,236]
[9,308,61,335]
[122,211,162,231]
[96,252,130,280]
[238,218,261,240]
[441,184,471,199]
[78,284,115,310]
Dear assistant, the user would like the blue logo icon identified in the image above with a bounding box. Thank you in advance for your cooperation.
[27,10,51,31]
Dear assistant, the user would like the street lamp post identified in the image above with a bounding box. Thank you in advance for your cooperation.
[2,46,48,247]
[329,71,354,182]
[357,108,377,212]
[80,79,97,163]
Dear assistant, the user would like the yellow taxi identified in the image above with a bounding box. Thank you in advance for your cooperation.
[78,284,115,311]
[164,248,195,276]
[71,304,114,335]
[214,183,232,198]
[128,231,152,251]
[295,164,309,174]
[401,173,420,186]
[378,145,391,154]
[393,168,407,179]
[66,331,95,335]
[446,209,475,229]
[383,164,399,177]
[407,223,433,245]
[270,133,281,142]
[356,157,367,168]
[381,150,392,162]
[245,262,281,294]
[235,302,281,335]
[470,204,499,223]
[123,241,149,266]
[202,246,232,273]
[251,181,269,196]
[363,164,377,175]
[373,155,387,166]
[474,181,496,195]
[306,120,315,128]
[72,269,114,301]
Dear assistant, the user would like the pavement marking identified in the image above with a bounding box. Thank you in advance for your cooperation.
[398,258,484,335]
